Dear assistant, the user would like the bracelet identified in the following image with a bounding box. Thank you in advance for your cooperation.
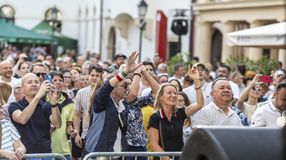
[51,103,58,108]
[115,74,123,81]
[195,86,201,90]
[121,71,128,77]
[133,73,141,78]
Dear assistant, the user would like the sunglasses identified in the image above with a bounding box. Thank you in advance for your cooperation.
[252,86,261,92]
[35,73,46,77]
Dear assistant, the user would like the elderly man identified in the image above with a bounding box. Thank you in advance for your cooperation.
[8,73,61,154]
[251,82,286,128]
[216,64,240,105]
[192,78,242,126]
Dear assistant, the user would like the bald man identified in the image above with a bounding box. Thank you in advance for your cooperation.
[0,60,21,88]
[8,73,61,154]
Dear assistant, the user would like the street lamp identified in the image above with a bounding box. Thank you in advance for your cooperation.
[50,6,58,59]
[137,0,148,62]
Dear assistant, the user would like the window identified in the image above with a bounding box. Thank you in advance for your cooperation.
[45,7,62,32]
[0,5,15,23]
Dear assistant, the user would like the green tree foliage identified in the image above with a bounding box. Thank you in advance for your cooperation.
[226,55,279,75]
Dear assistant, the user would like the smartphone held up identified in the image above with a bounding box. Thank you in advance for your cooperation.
[259,75,273,83]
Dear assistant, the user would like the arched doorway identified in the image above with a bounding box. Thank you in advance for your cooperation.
[107,27,116,60]
[210,29,222,69]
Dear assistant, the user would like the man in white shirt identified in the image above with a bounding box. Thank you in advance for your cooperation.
[192,78,242,127]
[183,63,212,105]
[0,60,21,89]
[251,82,286,128]
[216,64,240,104]
[0,60,22,103]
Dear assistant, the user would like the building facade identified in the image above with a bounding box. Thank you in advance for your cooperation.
[0,0,191,62]
[192,0,286,69]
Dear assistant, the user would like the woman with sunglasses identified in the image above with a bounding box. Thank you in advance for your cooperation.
[237,74,264,123]
[148,65,204,160]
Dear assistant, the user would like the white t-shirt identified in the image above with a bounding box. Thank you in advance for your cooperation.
[74,86,93,139]
[183,81,212,105]
[229,81,240,99]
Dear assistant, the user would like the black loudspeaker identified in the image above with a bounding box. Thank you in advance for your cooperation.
[171,19,188,35]
[181,127,283,160]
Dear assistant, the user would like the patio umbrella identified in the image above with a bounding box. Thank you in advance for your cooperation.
[227,22,286,48]
[0,19,52,44]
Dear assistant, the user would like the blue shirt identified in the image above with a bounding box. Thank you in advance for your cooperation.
[8,97,52,153]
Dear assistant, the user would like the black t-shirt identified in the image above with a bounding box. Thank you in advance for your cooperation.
[148,107,187,151]
[8,97,52,153]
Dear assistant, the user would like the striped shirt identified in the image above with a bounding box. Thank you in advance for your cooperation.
[1,119,21,151]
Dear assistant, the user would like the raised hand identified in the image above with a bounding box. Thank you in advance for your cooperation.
[253,73,262,83]
[188,65,200,80]
[125,51,142,73]
[35,81,51,99]
[47,84,60,105]
[134,66,143,74]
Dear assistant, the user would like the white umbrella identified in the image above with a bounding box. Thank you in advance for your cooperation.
[227,22,286,48]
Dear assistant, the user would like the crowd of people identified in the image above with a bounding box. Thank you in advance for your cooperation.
[0,47,286,160]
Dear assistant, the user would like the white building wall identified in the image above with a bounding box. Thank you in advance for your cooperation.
[0,0,191,61]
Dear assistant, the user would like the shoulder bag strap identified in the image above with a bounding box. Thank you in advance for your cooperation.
[159,118,165,151]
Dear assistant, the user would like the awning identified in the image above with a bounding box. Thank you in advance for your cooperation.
[0,19,52,44]
[32,21,77,50]
[227,22,286,48]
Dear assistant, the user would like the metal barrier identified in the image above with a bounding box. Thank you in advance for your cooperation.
[24,153,67,160]
[83,152,182,160]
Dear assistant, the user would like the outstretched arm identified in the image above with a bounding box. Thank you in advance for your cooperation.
[141,66,160,98]
[185,66,204,117]
[237,74,261,110]
[109,51,142,87]
[126,67,142,103]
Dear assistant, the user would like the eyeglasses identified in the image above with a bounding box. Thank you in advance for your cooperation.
[35,73,46,77]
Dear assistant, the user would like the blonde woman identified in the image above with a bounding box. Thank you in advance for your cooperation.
[148,65,204,160]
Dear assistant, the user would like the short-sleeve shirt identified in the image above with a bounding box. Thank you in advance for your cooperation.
[251,100,286,128]
[1,119,21,151]
[50,93,74,155]
[122,93,154,147]
[74,86,93,139]
[183,82,212,105]
[148,107,187,151]
[191,102,243,127]
[8,97,52,153]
